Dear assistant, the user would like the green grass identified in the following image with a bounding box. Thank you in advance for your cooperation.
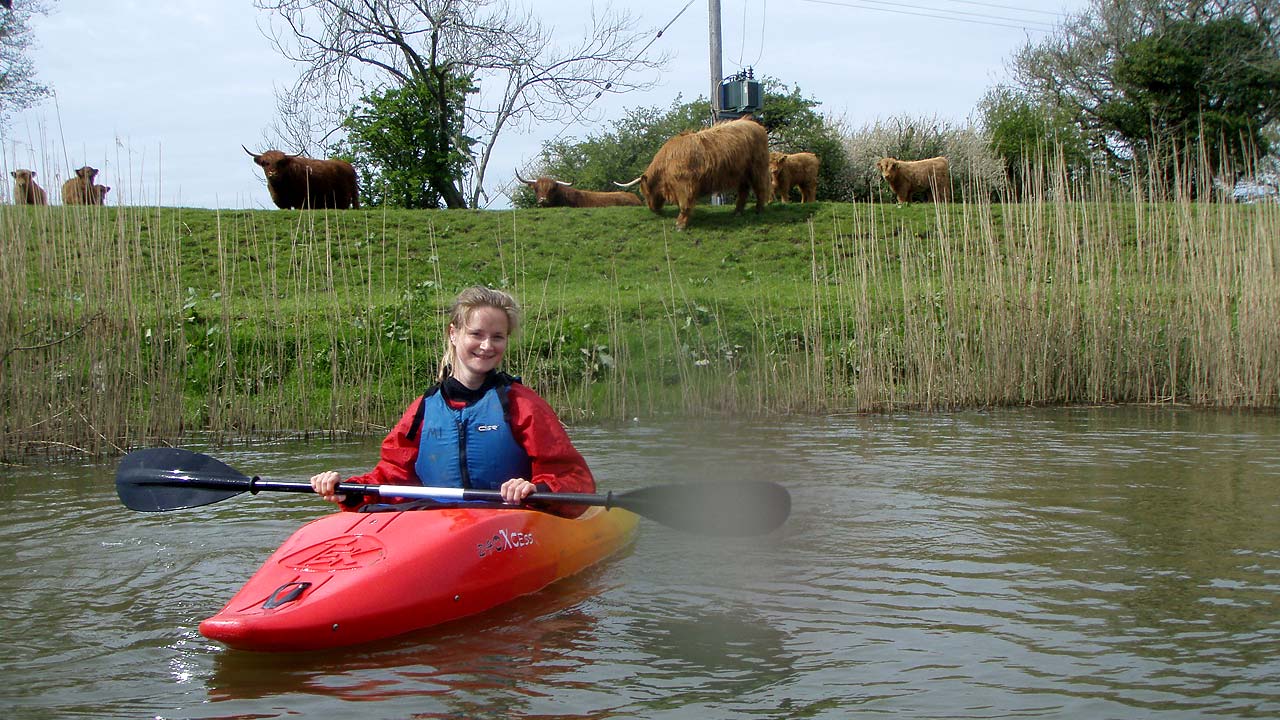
[2,189,1278,461]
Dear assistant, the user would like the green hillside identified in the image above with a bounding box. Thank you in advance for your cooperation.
[2,196,1277,460]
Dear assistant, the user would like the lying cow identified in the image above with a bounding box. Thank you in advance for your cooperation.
[62,166,102,205]
[243,146,360,210]
[616,116,771,230]
[877,156,952,204]
[11,169,47,205]
[770,152,820,203]
[517,173,641,208]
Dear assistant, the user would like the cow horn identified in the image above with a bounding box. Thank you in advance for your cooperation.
[515,171,533,185]
[614,176,643,188]
[556,180,573,187]
[242,144,259,158]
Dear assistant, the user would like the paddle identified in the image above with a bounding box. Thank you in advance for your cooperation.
[115,448,790,537]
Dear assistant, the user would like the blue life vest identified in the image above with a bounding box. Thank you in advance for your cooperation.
[410,380,532,490]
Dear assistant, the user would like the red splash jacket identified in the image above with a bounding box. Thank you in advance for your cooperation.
[340,383,595,514]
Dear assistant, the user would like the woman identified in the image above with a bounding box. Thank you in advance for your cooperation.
[310,286,595,512]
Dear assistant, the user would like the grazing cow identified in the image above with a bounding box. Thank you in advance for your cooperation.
[62,166,101,205]
[877,156,952,204]
[770,151,820,203]
[615,116,771,230]
[11,169,47,205]
[517,173,641,208]
[243,146,360,210]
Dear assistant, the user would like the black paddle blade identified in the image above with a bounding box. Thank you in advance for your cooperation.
[116,448,252,512]
[613,479,791,537]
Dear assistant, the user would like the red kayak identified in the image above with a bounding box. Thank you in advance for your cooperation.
[198,504,638,651]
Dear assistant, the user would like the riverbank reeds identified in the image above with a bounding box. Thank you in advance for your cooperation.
[2,153,1276,461]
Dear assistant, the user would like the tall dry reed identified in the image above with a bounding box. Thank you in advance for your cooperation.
[684,148,1278,413]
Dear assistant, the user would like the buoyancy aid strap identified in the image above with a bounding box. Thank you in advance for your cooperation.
[403,384,440,441]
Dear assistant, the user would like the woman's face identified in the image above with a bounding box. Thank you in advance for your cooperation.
[448,305,510,388]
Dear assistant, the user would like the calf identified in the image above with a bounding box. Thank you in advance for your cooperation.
[770,152,820,203]
[62,166,101,205]
[877,156,952,204]
[11,169,47,205]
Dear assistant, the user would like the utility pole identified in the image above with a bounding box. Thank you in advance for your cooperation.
[709,0,725,206]
[709,0,722,119]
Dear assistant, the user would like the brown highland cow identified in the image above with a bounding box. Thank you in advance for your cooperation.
[517,174,641,208]
[616,116,772,230]
[770,151,820,203]
[877,156,952,204]
[243,146,360,210]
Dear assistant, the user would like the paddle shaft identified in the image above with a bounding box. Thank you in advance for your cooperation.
[145,470,618,507]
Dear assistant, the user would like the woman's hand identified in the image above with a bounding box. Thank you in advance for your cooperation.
[499,477,537,505]
[310,470,347,504]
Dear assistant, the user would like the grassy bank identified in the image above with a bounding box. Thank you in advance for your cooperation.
[2,180,1278,461]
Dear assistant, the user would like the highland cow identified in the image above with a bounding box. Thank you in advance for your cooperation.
[62,166,101,205]
[94,185,111,204]
[877,156,952,204]
[517,173,641,208]
[770,151,820,203]
[243,146,360,210]
[11,169,47,205]
[615,116,772,230]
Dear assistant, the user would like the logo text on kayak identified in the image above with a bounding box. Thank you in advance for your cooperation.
[477,529,534,557]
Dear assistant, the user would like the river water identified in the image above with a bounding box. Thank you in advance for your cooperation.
[1,407,1277,719]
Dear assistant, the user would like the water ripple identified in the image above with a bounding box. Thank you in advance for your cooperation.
[2,409,1278,718]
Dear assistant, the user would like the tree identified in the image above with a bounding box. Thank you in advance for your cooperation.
[1099,17,1280,188]
[979,86,1092,199]
[0,0,54,125]
[255,0,664,209]
[1010,0,1280,187]
[333,77,475,209]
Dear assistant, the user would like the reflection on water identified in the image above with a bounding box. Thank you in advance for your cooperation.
[0,407,1277,719]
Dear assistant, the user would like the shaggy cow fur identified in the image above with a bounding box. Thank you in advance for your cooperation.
[11,169,47,205]
[770,151,820,203]
[62,166,101,205]
[518,174,641,208]
[244,146,360,210]
[617,116,772,230]
[94,185,111,204]
[877,156,952,204]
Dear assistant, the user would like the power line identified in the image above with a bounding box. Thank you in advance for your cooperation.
[938,0,1067,18]
[796,0,1059,33]
[734,0,768,69]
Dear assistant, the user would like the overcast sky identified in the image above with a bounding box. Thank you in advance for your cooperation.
[5,0,1087,209]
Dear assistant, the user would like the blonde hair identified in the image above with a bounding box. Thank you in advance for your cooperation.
[438,286,521,381]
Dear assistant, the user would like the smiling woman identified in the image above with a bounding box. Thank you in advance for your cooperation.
[308,285,601,515]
